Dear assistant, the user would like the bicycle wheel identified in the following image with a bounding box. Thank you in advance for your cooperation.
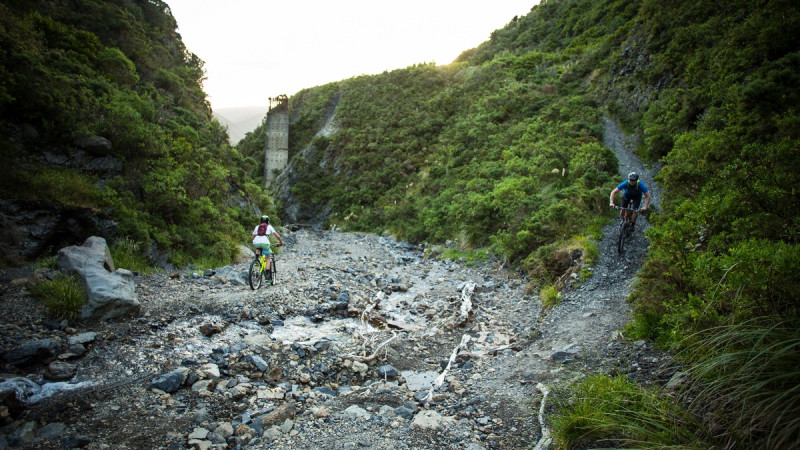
[617,220,627,254]
[248,258,262,290]
[269,258,276,285]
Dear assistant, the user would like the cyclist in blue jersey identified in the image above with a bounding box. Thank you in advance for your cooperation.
[609,172,650,229]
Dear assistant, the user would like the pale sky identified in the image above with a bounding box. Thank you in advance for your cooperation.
[166,0,537,110]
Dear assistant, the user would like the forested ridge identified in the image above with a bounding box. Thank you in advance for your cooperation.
[2,0,800,447]
[0,0,274,269]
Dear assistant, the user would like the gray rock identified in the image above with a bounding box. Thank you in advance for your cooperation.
[234,245,255,264]
[377,365,398,379]
[66,343,87,357]
[203,269,215,277]
[394,406,416,420]
[67,332,97,346]
[215,265,246,285]
[411,410,454,430]
[401,370,438,391]
[151,370,185,393]
[73,135,112,155]
[312,386,337,397]
[213,423,234,439]
[340,405,371,419]
[45,361,77,381]
[664,371,689,391]
[260,402,295,427]
[56,237,140,320]
[36,422,67,440]
[10,421,36,446]
[2,339,60,366]
[247,355,269,372]
[188,427,209,440]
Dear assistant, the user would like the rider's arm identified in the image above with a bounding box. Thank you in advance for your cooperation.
[642,192,651,210]
[609,187,619,206]
[273,231,285,246]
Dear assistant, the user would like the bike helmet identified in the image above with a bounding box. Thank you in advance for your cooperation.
[627,172,639,182]
[261,215,269,223]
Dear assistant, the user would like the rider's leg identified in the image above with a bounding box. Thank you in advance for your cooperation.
[630,197,642,225]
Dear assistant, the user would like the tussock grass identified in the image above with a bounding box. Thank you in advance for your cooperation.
[30,274,86,320]
[540,284,561,310]
[679,318,800,448]
[551,375,714,449]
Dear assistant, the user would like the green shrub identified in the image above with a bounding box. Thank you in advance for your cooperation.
[30,274,86,320]
[551,375,713,449]
[109,237,155,274]
[540,284,561,310]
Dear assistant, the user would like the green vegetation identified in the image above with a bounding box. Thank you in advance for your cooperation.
[108,238,156,275]
[3,0,799,445]
[0,0,274,266]
[30,273,86,320]
[242,0,800,446]
[551,375,713,448]
[539,284,560,310]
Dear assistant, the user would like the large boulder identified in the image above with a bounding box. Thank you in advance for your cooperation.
[56,236,140,320]
[72,135,112,156]
[233,244,255,264]
[2,339,60,366]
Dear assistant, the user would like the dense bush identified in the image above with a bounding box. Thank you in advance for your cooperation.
[0,0,272,268]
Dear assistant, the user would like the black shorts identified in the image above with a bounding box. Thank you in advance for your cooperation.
[622,195,642,209]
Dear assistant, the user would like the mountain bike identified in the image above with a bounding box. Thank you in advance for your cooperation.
[248,246,278,290]
[614,205,640,254]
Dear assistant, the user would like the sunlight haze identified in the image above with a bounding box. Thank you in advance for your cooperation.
[166,0,537,110]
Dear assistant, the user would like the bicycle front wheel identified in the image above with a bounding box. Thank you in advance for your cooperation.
[248,258,263,290]
[269,258,276,285]
[617,221,627,254]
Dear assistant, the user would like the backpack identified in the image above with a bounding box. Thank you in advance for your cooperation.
[257,223,268,236]
[627,179,641,194]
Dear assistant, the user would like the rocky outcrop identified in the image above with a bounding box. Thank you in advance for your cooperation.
[56,236,140,320]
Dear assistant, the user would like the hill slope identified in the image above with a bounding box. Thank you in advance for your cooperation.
[235,0,800,445]
[0,0,274,267]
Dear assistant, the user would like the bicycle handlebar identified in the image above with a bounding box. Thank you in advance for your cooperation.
[613,205,641,212]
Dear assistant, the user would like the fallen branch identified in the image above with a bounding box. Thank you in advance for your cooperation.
[342,331,398,363]
[533,382,552,450]
[422,334,471,403]
[360,291,384,324]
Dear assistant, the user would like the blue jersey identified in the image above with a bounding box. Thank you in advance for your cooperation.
[617,179,648,198]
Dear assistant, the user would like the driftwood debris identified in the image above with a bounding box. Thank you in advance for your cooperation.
[458,282,475,325]
[533,382,552,450]
[343,332,398,363]
[421,334,471,403]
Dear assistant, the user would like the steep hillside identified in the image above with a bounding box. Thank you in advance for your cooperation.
[236,0,800,446]
[0,0,274,268]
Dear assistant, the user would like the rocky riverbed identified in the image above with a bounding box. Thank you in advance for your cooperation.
[0,118,676,449]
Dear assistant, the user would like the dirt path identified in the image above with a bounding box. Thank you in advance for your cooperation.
[0,119,673,449]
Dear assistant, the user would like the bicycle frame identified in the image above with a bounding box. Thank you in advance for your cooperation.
[614,206,640,254]
[615,205,639,224]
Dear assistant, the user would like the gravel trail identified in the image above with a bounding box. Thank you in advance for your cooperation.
[0,118,674,449]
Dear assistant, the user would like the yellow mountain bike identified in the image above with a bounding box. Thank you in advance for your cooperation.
[248,247,277,290]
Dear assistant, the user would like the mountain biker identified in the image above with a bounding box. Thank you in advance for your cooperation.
[609,172,650,229]
[251,215,284,279]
